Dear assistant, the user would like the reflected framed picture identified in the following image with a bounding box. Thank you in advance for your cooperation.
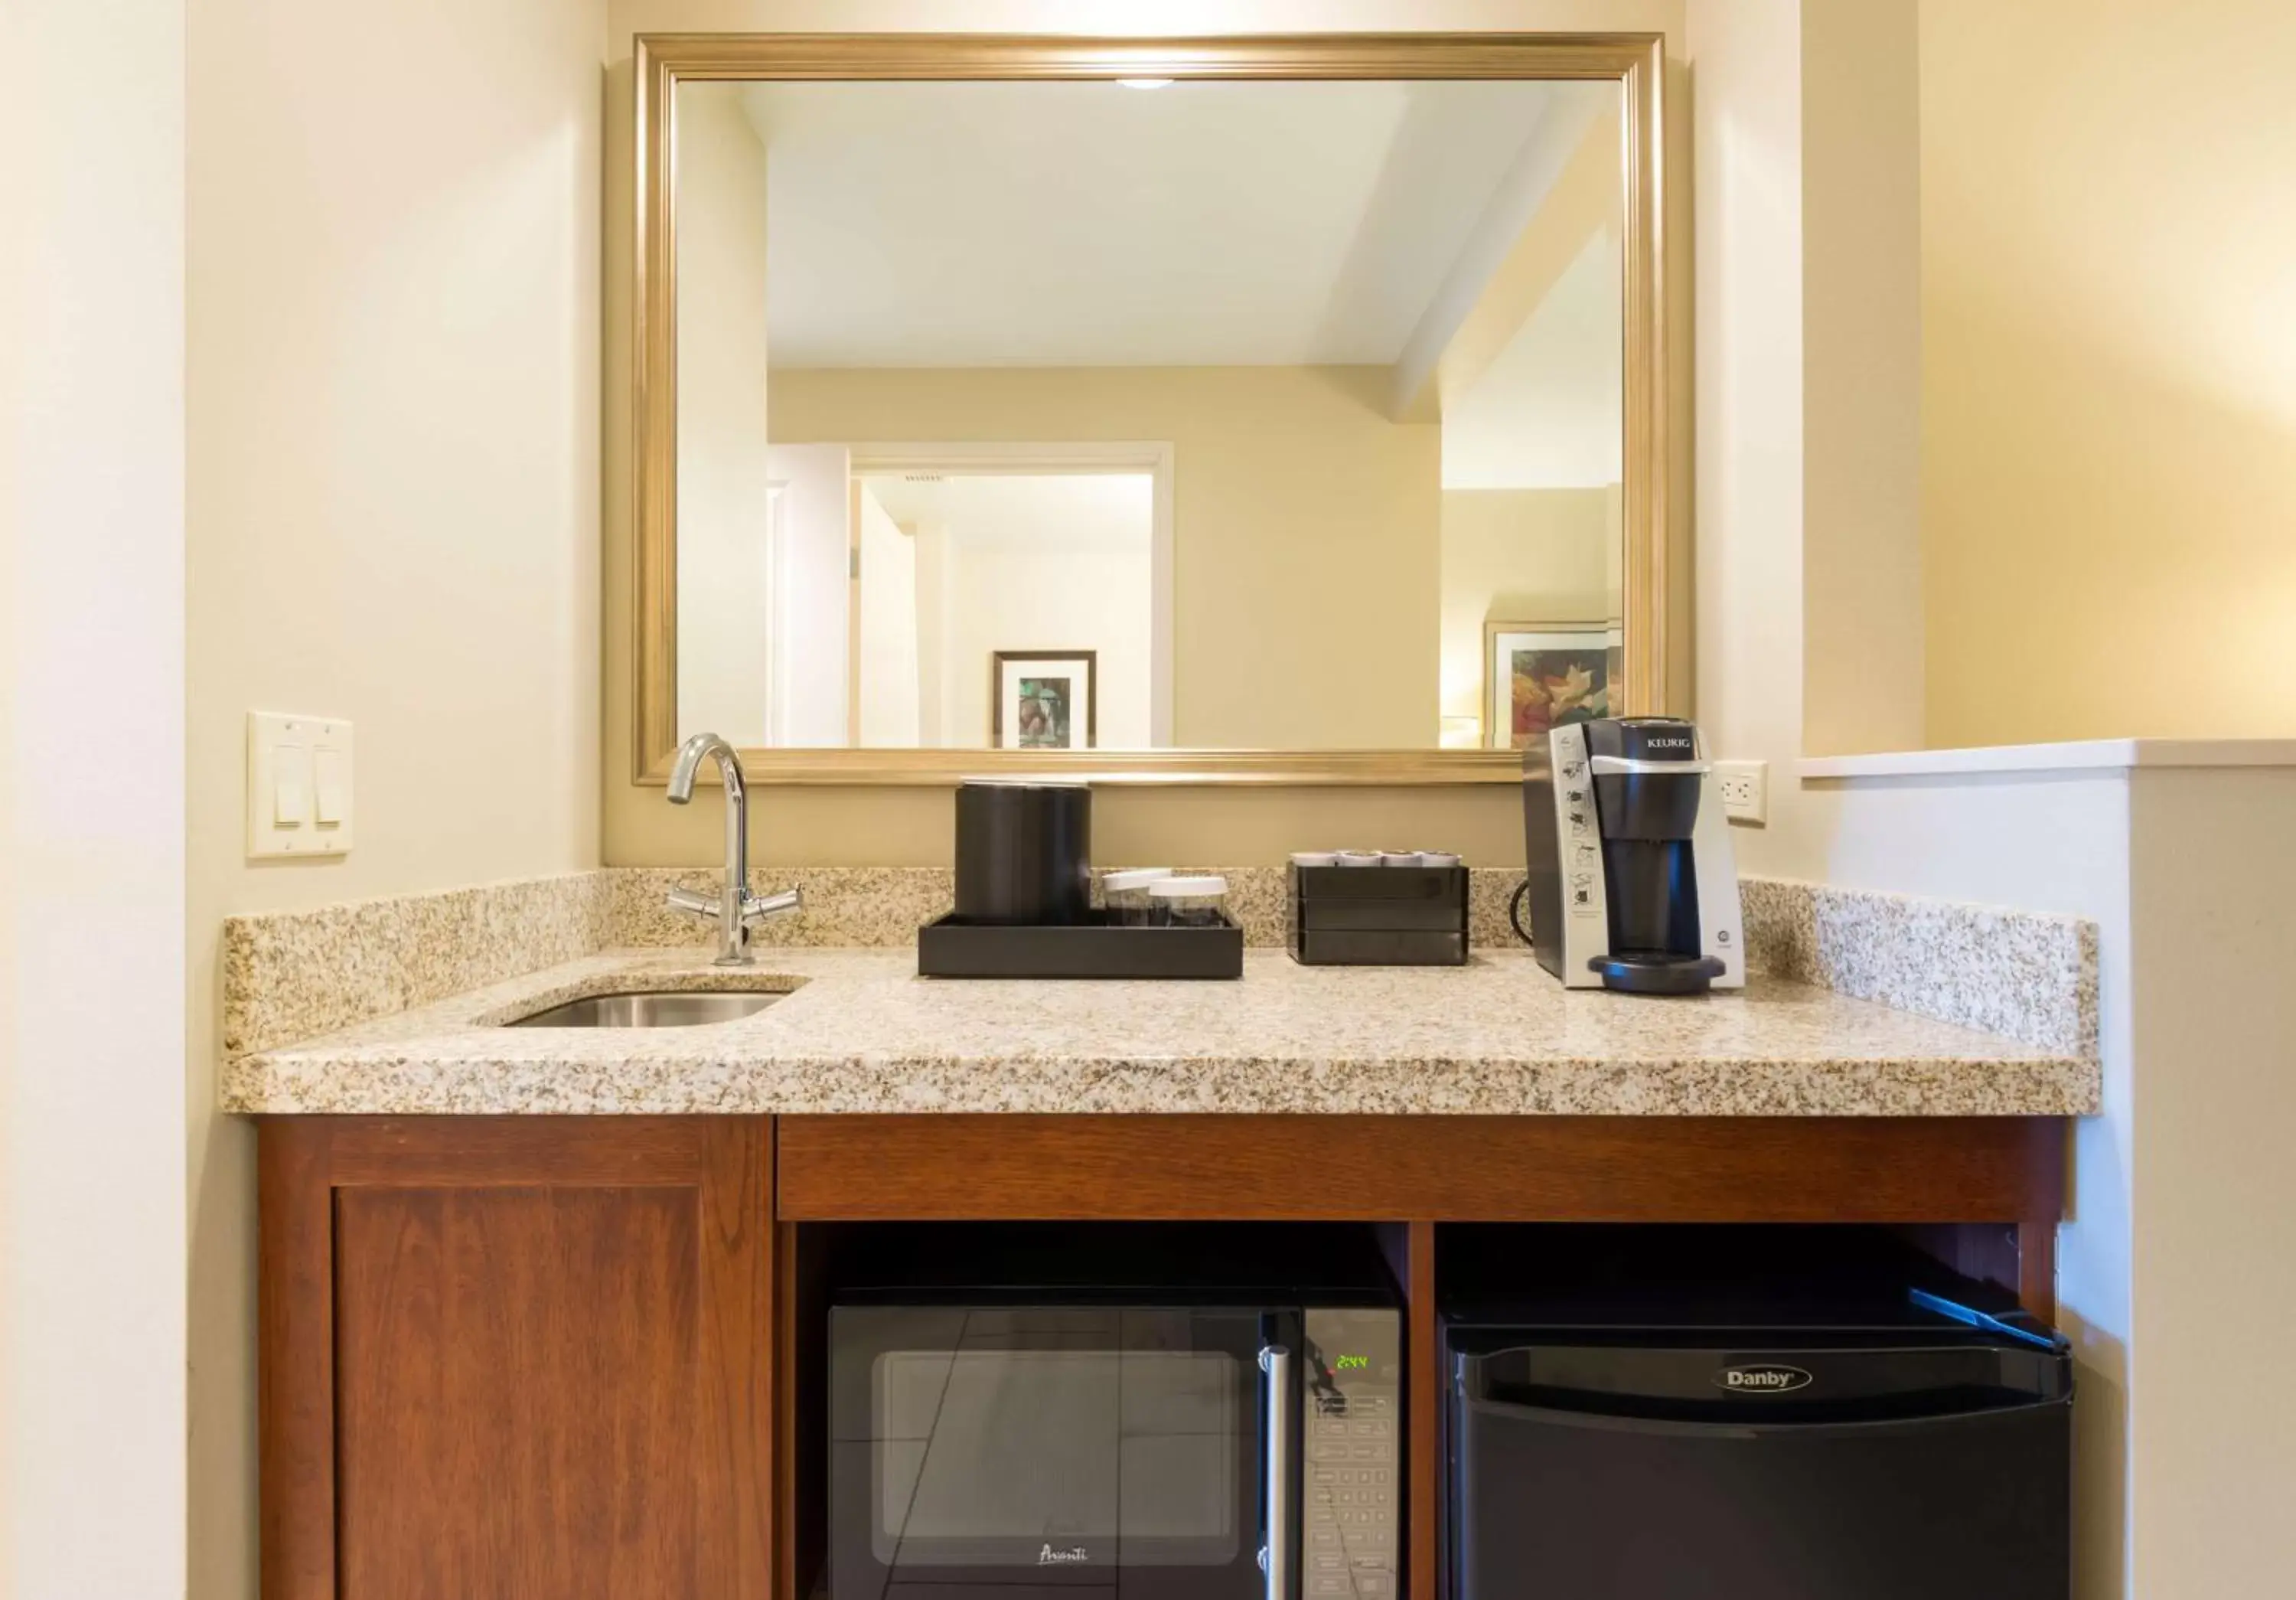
[1485,622,1623,749]
[992,651,1098,750]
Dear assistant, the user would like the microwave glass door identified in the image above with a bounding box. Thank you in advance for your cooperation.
[832,1307,1269,1598]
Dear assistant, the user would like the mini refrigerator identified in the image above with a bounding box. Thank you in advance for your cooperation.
[1443,1233,2073,1599]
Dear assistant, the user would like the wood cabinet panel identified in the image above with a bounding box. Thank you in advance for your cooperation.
[259,1120,337,1600]
[777,1114,2066,1224]
[259,1117,774,1600]
[335,1186,700,1598]
[325,1115,706,1185]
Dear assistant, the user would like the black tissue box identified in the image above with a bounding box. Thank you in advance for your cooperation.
[1289,865,1469,966]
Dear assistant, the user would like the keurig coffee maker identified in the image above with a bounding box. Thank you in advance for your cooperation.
[1522,717,1744,994]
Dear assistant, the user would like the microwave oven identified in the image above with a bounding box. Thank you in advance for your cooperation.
[827,1225,1403,1600]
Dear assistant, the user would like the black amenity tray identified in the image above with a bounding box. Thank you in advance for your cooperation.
[917,909,1244,980]
[1290,864,1469,966]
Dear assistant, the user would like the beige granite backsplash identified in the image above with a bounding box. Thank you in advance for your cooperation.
[220,871,617,1059]
[220,864,2097,1065]
[610,865,1526,951]
[1738,876,2098,1058]
[612,866,958,949]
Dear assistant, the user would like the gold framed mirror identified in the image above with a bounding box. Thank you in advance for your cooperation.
[633,33,1671,785]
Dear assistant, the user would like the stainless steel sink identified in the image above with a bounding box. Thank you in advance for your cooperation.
[506,990,785,1028]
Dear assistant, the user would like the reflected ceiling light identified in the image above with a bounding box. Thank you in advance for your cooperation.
[1116,77,1175,90]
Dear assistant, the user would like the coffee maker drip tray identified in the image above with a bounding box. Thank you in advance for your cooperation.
[1589,951,1727,995]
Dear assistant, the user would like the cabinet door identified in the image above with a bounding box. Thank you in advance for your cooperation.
[259,1118,773,1600]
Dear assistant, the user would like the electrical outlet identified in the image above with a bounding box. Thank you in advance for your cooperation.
[1714,759,1768,824]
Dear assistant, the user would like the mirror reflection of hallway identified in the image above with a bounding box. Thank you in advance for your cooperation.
[668,72,1636,756]
[856,468,1160,752]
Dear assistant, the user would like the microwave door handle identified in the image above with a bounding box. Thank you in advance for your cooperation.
[1258,1344,1293,1600]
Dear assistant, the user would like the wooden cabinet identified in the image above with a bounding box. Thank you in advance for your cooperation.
[259,1118,775,1600]
[775,1113,2068,1228]
[260,1112,2063,1600]
[773,1112,2065,1600]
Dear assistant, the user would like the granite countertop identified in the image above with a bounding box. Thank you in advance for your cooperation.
[219,948,2101,1118]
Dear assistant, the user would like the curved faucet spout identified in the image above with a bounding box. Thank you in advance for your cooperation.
[662,731,792,965]
[668,731,742,805]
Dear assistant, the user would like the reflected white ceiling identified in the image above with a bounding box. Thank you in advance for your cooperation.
[739,80,1560,368]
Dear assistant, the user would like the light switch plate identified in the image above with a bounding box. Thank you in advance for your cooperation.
[1714,759,1768,825]
[247,712,354,858]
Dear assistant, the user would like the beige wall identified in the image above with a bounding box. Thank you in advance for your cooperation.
[946,541,1156,750]
[2126,765,2296,1597]
[1684,0,1806,878]
[779,364,1439,749]
[184,1,607,1595]
[1438,488,1617,736]
[675,84,775,744]
[1921,0,2296,746]
[2,0,188,1592]
[600,0,1691,873]
[856,487,921,745]
[909,481,1157,753]
[1687,0,1948,863]
[608,0,1686,44]
[1783,751,2296,1599]
[1780,758,2136,1595]
[1802,0,1923,755]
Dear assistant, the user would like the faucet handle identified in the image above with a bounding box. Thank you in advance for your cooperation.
[667,884,719,921]
[741,886,804,927]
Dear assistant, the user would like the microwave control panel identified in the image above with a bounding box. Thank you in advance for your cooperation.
[1302,1308,1404,1598]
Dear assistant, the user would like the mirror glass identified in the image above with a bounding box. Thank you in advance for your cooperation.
[673,77,1625,753]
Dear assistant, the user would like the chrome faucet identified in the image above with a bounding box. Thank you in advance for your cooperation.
[666,733,802,965]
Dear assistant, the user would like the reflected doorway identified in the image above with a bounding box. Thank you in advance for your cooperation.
[750,444,1175,751]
